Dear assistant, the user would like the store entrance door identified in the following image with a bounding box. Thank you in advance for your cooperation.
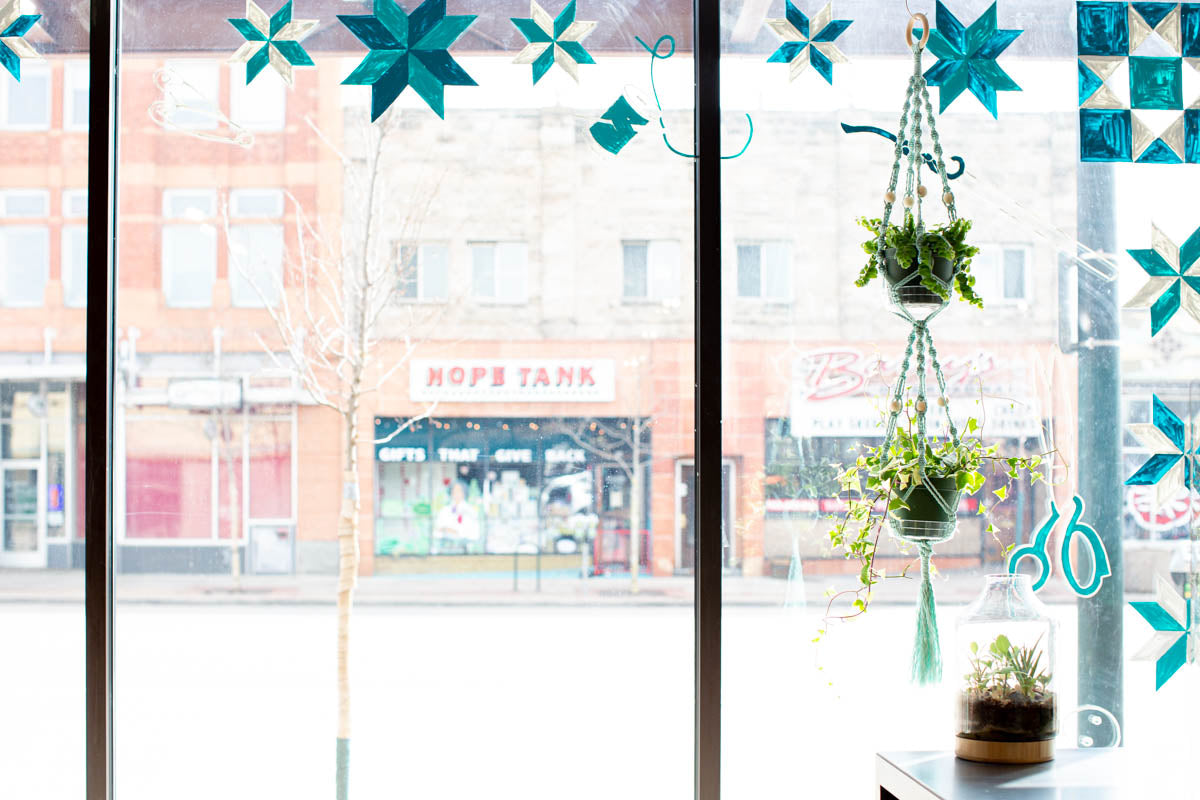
[0,462,45,567]
[677,460,733,573]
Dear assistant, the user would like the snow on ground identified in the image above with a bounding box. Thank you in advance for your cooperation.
[1,601,1197,799]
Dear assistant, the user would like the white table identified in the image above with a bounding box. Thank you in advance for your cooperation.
[877,749,1191,799]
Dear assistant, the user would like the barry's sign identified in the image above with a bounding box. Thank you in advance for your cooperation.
[410,359,616,403]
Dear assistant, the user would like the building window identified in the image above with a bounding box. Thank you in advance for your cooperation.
[2,62,49,129]
[64,61,90,131]
[162,189,217,308]
[229,189,285,307]
[395,243,450,301]
[1,190,50,307]
[737,241,792,301]
[470,242,528,303]
[229,67,286,131]
[163,60,220,131]
[974,245,1031,304]
[63,190,88,308]
[622,240,681,301]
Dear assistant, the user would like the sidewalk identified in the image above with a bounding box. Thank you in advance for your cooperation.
[0,567,1104,607]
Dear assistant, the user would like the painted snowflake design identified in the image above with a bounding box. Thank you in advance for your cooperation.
[228,0,317,86]
[1124,394,1199,510]
[0,0,42,83]
[765,1,852,85]
[340,0,477,121]
[511,1,597,84]
[923,0,1022,118]
[1131,574,1193,690]
[1125,223,1200,337]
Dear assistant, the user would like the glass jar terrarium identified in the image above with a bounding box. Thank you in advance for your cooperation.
[955,574,1057,764]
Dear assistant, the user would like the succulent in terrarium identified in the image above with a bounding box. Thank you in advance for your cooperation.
[956,575,1058,764]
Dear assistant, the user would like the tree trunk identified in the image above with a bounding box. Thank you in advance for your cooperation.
[336,406,361,800]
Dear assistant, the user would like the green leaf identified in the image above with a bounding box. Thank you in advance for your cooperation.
[992,486,1007,501]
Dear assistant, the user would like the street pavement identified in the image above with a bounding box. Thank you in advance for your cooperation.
[0,566,1105,607]
[2,594,1195,799]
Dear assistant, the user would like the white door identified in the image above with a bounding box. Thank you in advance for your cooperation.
[0,461,45,567]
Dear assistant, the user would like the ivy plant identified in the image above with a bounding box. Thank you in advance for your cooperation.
[822,411,1052,624]
[856,213,983,308]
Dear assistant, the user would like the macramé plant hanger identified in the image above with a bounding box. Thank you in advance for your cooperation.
[872,14,965,685]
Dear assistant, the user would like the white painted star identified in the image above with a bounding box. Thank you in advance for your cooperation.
[512,1,597,84]
[0,0,42,83]
[765,2,849,83]
[229,0,317,87]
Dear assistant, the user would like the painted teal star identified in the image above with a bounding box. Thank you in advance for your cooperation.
[1124,394,1199,510]
[765,2,852,85]
[228,1,317,86]
[0,0,42,83]
[1125,223,1200,337]
[1131,574,1193,690]
[923,1,1022,118]
[511,1,597,84]
[339,0,477,121]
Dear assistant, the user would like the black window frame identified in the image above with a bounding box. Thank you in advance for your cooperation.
[83,2,725,799]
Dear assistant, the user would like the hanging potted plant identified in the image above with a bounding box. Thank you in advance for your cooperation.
[824,410,1053,683]
[856,213,983,308]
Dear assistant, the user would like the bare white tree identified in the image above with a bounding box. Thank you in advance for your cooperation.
[225,111,443,800]
[548,356,658,592]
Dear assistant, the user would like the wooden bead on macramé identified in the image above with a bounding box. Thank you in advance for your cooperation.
[943,191,954,205]
[903,195,915,208]
[937,397,947,407]
[917,185,928,198]
[885,191,896,204]
[916,400,928,413]
[890,400,903,413]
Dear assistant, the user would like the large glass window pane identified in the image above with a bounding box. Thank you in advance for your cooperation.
[115,3,695,798]
[721,2,1196,796]
[0,5,88,797]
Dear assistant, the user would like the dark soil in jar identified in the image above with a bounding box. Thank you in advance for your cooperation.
[959,691,1056,742]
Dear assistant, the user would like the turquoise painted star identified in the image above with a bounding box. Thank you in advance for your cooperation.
[1124,395,1199,510]
[511,1,597,84]
[228,1,317,86]
[339,0,477,121]
[923,1,1022,118]
[0,0,42,83]
[765,2,852,85]
[1125,223,1200,338]
[1131,574,1193,690]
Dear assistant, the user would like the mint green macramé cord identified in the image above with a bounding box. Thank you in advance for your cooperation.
[912,541,943,685]
[924,330,959,446]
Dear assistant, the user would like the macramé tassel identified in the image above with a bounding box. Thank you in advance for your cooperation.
[911,542,943,685]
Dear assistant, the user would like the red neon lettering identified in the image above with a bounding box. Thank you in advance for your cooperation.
[519,367,532,386]
[470,367,487,386]
[557,367,573,386]
[449,367,465,385]
[579,367,595,386]
[534,368,550,386]
[492,367,505,386]
[427,368,443,387]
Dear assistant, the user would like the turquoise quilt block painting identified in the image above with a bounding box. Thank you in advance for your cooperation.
[1076,1,1200,162]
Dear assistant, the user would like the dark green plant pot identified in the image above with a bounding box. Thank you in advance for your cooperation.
[890,476,961,543]
[883,248,955,306]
